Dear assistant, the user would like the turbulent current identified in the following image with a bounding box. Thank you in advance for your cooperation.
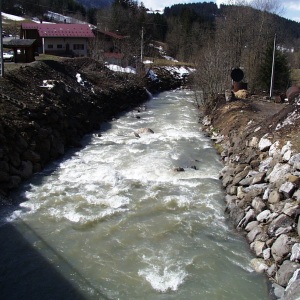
[1,90,269,299]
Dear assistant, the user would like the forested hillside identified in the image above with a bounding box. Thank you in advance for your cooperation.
[76,0,112,9]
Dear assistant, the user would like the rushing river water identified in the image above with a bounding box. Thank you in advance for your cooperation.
[1,90,269,299]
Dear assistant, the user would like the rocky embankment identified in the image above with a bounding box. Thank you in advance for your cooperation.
[203,95,300,299]
[0,58,184,198]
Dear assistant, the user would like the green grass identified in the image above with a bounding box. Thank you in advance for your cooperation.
[291,69,300,86]
[35,54,66,62]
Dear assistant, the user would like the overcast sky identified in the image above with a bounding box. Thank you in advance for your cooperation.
[140,0,300,22]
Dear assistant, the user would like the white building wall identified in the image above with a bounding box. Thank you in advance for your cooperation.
[44,37,89,56]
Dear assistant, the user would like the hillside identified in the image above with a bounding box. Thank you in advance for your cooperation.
[76,0,112,9]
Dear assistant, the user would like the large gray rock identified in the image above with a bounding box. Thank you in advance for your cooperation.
[292,189,300,201]
[268,190,282,204]
[20,161,33,179]
[239,176,253,186]
[232,167,251,185]
[135,127,154,135]
[247,226,263,243]
[259,157,273,173]
[229,205,245,227]
[269,141,281,157]
[284,269,300,300]
[249,136,259,148]
[256,210,271,222]
[250,258,268,273]
[237,208,255,228]
[289,153,300,166]
[282,202,300,218]
[251,240,266,257]
[268,214,295,237]
[8,175,22,189]
[279,182,296,198]
[258,136,272,151]
[252,172,266,185]
[271,234,295,262]
[22,149,41,163]
[245,220,259,232]
[267,163,292,184]
[252,197,266,213]
[276,260,300,287]
[290,243,300,262]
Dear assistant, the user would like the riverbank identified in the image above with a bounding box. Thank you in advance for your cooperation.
[203,95,300,299]
[0,57,185,198]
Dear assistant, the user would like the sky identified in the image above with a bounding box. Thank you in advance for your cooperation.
[140,0,300,22]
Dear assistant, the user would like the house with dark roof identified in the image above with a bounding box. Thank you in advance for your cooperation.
[20,23,95,57]
[93,29,129,66]
[3,39,37,63]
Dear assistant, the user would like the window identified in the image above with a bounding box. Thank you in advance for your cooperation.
[73,44,84,50]
[57,44,63,49]
[48,44,53,49]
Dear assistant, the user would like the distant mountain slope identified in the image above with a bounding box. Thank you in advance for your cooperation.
[76,0,112,9]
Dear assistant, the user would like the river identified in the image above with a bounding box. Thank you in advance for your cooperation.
[0,90,269,299]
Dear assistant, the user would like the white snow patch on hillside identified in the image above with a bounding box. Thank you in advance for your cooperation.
[106,65,136,74]
[2,13,25,21]
[164,66,195,79]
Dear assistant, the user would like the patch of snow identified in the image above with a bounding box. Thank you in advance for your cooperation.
[163,66,195,79]
[106,64,136,74]
[76,73,83,84]
[143,60,153,64]
[76,73,95,93]
[2,13,25,21]
[276,111,300,130]
[41,80,55,89]
[163,55,179,62]
[31,17,55,24]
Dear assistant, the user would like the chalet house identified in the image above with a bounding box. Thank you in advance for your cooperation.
[94,29,128,66]
[20,23,95,57]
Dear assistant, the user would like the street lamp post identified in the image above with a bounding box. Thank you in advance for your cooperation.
[269,34,276,98]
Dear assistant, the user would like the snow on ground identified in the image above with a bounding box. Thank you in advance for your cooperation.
[162,55,178,62]
[106,64,136,74]
[2,12,25,22]
[164,66,196,79]
[275,110,300,131]
[276,95,300,131]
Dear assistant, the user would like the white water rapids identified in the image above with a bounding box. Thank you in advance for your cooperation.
[1,90,269,299]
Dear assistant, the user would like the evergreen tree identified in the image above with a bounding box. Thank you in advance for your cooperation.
[259,42,291,91]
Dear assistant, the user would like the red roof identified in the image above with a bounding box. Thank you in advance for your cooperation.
[103,52,124,59]
[97,29,126,40]
[21,23,94,38]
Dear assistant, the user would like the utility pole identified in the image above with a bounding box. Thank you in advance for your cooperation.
[140,26,144,63]
[0,0,4,77]
[269,33,276,98]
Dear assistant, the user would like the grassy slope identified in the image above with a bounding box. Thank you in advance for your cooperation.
[291,69,300,86]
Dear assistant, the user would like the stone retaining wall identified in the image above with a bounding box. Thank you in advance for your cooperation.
[203,116,300,299]
[0,82,149,197]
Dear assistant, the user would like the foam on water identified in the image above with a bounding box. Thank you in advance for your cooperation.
[138,251,192,292]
